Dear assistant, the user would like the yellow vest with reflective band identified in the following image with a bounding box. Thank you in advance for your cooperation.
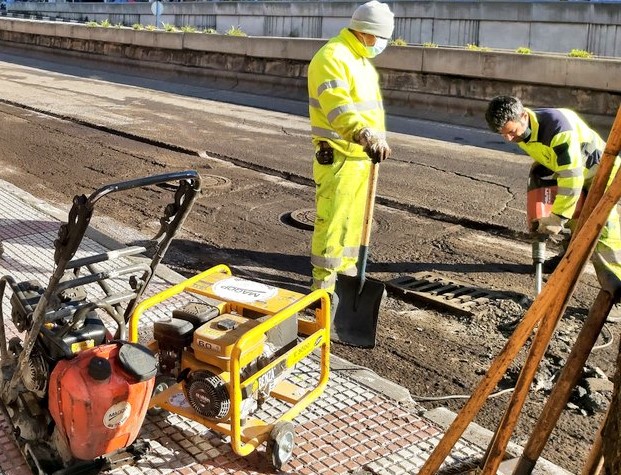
[519,108,616,219]
[308,28,386,157]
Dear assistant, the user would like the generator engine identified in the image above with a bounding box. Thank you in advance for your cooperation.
[153,301,298,422]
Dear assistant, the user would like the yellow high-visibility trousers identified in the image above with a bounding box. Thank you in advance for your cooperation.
[311,150,371,293]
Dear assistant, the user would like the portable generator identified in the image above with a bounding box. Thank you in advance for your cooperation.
[527,164,585,293]
[129,265,330,470]
[0,171,202,474]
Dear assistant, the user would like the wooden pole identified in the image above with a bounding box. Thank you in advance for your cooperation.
[582,407,608,475]
[418,105,621,475]
[511,290,613,475]
[419,183,611,474]
[480,107,621,475]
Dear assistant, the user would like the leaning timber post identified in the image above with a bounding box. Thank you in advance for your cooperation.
[582,407,606,475]
[512,290,614,475]
[481,107,621,475]
[418,167,615,474]
[601,338,621,473]
[418,105,621,475]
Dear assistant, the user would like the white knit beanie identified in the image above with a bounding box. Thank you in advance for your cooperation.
[349,1,394,39]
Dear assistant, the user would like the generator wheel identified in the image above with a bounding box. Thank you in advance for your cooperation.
[147,376,176,416]
[266,421,295,470]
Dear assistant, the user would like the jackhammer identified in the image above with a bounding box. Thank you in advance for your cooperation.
[526,164,584,294]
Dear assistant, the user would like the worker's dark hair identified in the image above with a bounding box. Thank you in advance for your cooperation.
[485,96,524,132]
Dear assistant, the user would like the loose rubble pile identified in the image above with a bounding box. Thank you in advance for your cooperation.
[476,297,615,416]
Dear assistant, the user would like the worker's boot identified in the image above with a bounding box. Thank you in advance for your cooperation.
[542,252,565,274]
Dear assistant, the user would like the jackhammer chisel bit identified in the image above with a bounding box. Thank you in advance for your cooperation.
[532,234,547,295]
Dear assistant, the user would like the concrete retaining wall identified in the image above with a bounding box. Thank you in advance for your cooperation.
[6,1,621,58]
[0,17,619,132]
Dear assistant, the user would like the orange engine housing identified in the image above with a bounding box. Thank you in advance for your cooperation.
[48,342,156,460]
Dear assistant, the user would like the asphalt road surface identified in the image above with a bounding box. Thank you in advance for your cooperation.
[0,43,617,474]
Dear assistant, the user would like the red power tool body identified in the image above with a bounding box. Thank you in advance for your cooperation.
[526,164,585,293]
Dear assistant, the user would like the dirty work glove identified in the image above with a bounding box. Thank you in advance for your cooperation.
[355,128,391,163]
[535,214,567,235]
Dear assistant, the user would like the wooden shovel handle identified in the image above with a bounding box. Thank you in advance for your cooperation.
[361,163,379,248]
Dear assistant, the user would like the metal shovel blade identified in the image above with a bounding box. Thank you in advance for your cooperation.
[332,275,385,348]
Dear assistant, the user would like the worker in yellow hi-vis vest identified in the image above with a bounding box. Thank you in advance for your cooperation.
[307,0,394,296]
[486,95,621,318]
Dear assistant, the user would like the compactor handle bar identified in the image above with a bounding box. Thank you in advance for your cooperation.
[2,170,202,403]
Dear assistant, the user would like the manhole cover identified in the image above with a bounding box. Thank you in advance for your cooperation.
[285,208,316,231]
[202,175,231,189]
[387,272,506,316]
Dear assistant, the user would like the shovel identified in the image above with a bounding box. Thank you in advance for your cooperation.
[332,162,385,348]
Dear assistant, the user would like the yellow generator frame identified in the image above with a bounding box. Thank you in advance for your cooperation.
[128,264,330,469]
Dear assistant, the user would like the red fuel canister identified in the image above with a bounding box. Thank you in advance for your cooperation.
[48,342,156,460]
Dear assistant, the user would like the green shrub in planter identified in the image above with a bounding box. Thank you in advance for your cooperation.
[568,49,593,59]
[390,38,407,46]
[226,26,247,37]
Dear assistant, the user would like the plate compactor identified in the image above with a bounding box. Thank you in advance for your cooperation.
[527,164,584,293]
[0,171,201,474]
[129,265,331,470]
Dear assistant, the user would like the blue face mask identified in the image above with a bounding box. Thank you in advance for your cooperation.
[366,37,388,58]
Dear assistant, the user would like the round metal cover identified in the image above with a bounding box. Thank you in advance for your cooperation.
[285,208,316,231]
[203,175,231,189]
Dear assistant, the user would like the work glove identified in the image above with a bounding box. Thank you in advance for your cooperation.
[535,214,567,235]
[355,128,391,163]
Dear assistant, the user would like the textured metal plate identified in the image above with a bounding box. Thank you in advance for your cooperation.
[387,272,506,316]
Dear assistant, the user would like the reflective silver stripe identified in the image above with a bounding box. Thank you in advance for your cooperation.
[357,100,383,112]
[309,97,321,108]
[327,103,358,123]
[313,274,337,290]
[556,168,583,178]
[310,126,340,140]
[343,246,359,258]
[326,100,384,123]
[317,79,349,96]
[311,254,342,269]
[557,186,583,197]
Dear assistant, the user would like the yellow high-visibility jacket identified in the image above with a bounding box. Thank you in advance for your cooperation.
[308,28,386,156]
[519,108,612,219]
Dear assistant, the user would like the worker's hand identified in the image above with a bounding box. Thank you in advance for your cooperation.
[355,128,391,163]
[535,214,567,235]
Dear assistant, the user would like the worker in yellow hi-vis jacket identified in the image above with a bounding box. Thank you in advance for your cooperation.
[307,0,394,295]
[486,95,621,316]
